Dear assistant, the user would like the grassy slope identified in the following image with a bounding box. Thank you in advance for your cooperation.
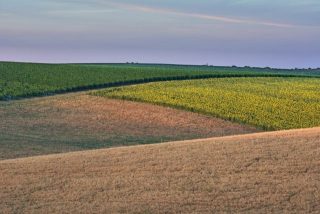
[1,62,319,100]
[1,127,319,213]
[0,94,258,160]
[94,77,320,130]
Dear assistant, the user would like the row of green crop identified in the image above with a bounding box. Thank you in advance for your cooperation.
[93,77,320,130]
[1,62,319,100]
[0,73,299,100]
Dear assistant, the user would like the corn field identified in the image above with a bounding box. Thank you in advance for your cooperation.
[1,62,318,100]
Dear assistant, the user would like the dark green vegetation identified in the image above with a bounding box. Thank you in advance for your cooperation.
[1,62,319,100]
[94,77,320,130]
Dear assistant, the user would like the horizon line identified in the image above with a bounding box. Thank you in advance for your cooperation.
[1,60,319,70]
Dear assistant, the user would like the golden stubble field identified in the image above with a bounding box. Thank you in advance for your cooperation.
[1,127,319,213]
[0,94,258,160]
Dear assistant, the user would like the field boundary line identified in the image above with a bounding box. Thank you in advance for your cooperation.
[1,127,319,163]
[1,73,317,101]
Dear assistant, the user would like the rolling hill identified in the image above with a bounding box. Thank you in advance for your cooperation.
[1,62,319,100]
[1,127,319,213]
[0,93,258,160]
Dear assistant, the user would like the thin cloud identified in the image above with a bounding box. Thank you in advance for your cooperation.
[47,9,117,15]
[104,1,296,28]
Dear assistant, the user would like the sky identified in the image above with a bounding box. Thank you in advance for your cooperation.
[1,0,320,68]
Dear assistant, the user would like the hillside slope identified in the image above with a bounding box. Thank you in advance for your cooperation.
[0,94,258,160]
[1,127,320,213]
[1,62,319,100]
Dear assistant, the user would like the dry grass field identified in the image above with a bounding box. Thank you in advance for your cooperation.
[0,94,258,160]
[1,127,319,213]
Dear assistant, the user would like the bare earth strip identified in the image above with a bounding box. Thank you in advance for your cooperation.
[1,127,319,213]
[0,94,258,160]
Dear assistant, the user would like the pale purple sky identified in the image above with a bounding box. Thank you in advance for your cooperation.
[1,0,320,68]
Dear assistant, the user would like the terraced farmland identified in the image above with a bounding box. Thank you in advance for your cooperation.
[94,77,320,130]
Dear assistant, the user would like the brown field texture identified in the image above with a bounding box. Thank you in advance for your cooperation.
[1,127,319,213]
[0,94,257,160]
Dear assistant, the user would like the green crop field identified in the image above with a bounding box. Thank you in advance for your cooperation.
[94,77,320,130]
[1,62,319,100]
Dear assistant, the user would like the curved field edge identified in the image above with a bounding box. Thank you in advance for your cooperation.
[0,94,258,160]
[0,74,298,101]
[1,127,319,213]
[93,77,320,131]
[1,61,319,101]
